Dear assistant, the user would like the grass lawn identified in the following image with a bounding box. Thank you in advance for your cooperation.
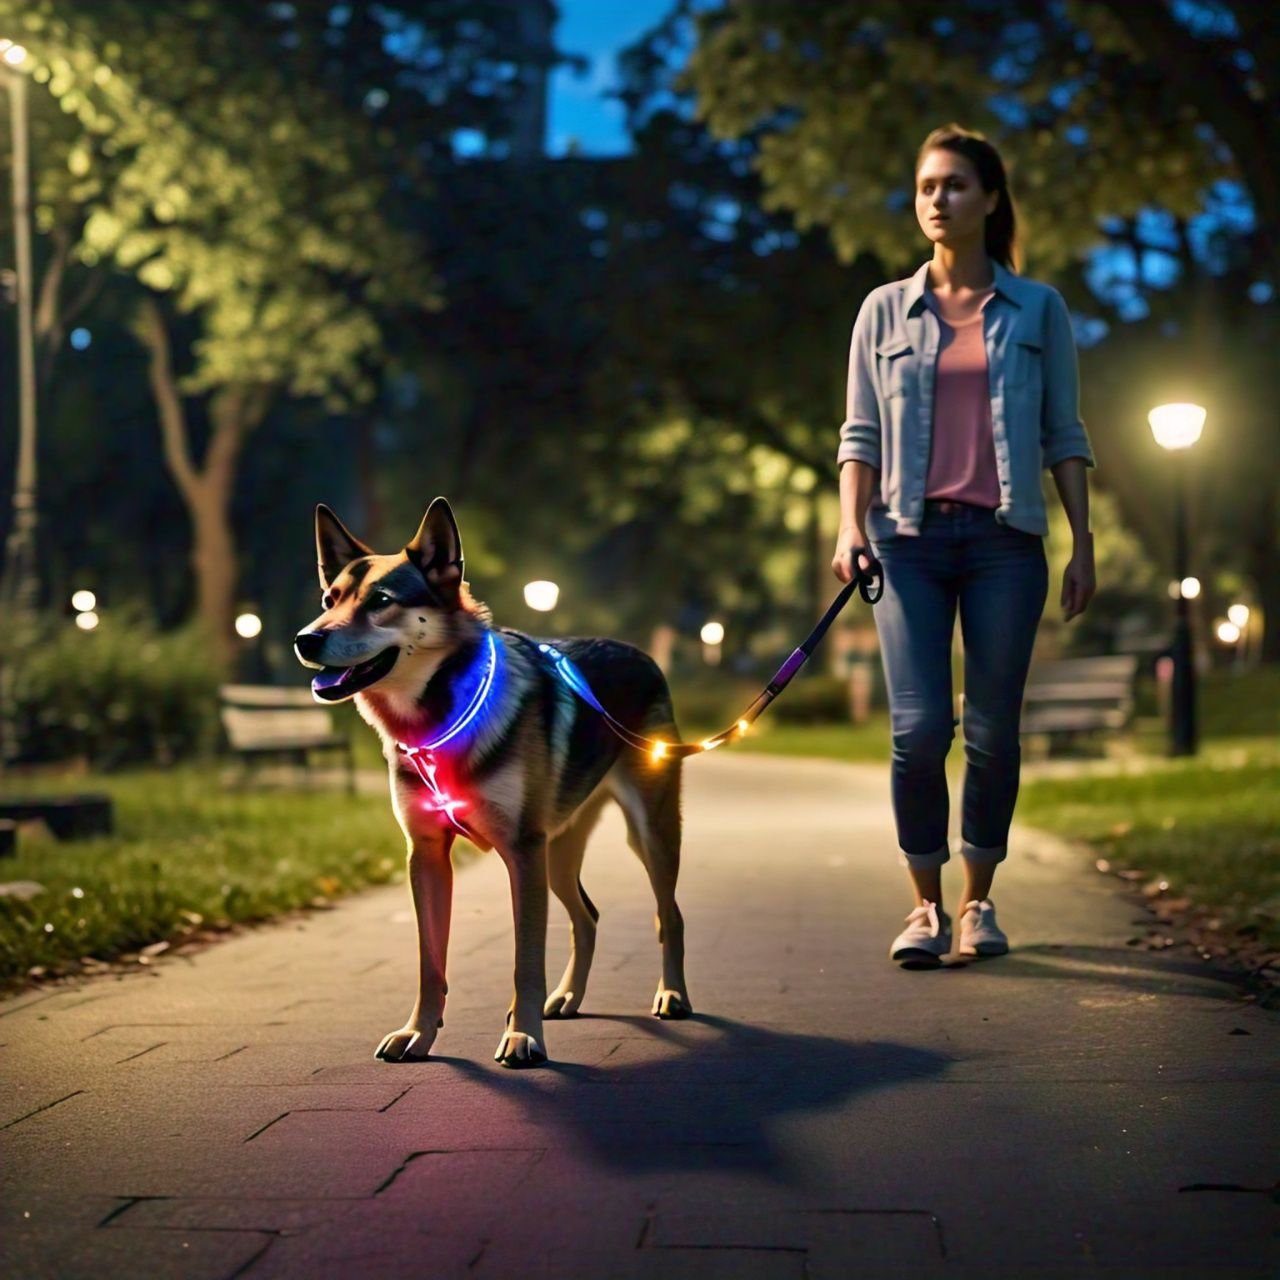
[0,768,410,988]
[1017,742,1280,951]
[686,715,893,764]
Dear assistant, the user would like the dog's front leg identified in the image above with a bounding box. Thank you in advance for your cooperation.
[494,832,549,1069]
[375,823,454,1063]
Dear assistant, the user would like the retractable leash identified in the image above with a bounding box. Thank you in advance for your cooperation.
[396,563,882,835]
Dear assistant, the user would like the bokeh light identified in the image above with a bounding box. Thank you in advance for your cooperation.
[523,580,559,612]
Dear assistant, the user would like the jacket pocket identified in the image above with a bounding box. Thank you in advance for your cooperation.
[1006,320,1043,389]
[875,335,913,399]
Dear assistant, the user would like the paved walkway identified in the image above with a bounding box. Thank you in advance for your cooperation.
[2,754,1275,1279]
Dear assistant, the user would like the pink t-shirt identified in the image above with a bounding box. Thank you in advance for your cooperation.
[925,286,1001,507]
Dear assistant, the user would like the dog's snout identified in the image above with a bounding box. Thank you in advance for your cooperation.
[294,630,328,665]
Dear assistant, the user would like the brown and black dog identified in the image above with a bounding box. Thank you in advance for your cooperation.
[295,499,691,1068]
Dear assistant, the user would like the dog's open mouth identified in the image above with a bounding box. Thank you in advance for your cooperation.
[310,647,400,702]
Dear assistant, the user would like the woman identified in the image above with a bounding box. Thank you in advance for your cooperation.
[832,124,1095,968]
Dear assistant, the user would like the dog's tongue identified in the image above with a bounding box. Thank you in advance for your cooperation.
[311,667,352,693]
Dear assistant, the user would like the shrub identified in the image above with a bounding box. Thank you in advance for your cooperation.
[7,613,221,767]
[769,674,853,725]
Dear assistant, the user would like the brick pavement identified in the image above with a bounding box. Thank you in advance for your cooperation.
[2,753,1276,1278]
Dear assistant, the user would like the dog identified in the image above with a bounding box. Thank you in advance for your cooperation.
[294,499,691,1068]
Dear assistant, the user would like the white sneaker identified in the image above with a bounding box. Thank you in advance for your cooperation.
[958,898,1009,957]
[889,901,952,968]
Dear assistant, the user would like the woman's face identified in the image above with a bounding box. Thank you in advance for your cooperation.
[915,148,998,251]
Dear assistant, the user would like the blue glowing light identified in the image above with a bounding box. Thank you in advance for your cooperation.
[420,631,499,751]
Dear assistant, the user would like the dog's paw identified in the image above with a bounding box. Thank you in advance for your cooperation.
[652,988,692,1020]
[493,1030,547,1069]
[374,1023,439,1063]
[544,987,582,1019]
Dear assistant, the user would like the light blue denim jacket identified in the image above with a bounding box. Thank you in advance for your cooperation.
[837,261,1094,538]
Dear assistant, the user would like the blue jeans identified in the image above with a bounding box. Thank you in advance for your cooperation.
[870,501,1048,870]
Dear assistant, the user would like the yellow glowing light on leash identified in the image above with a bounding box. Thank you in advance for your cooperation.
[738,720,749,734]
[650,741,668,762]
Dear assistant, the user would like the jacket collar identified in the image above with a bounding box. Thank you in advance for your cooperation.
[905,259,1027,316]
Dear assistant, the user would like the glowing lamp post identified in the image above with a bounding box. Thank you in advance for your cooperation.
[523,580,559,613]
[73,589,100,631]
[700,620,725,667]
[234,612,263,640]
[1149,403,1205,756]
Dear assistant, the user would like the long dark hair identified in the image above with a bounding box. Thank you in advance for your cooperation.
[917,124,1021,272]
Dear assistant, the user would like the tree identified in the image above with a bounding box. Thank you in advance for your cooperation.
[0,2,437,662]
[682,0,1280,656]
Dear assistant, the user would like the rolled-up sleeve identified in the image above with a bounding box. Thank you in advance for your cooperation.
[1041,289,1094,469]
[836,296,882,471]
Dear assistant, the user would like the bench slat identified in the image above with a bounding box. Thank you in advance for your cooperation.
[219,684,319,709]
[1020,655,1138,746]
[221,707,337,750]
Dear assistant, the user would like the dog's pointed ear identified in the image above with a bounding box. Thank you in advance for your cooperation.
[405,497,464,605]
[315,504,374,591]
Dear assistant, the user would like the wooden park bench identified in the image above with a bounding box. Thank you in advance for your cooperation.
[0,795,114,855]
[218,684,355,793]
[1020,654,1140,754]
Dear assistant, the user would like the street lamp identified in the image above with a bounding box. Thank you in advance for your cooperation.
[699,620,724,667]
[1149,402,1206,756]
[234,612,263,640]
[523,580,559,613]
[0,39,37,616]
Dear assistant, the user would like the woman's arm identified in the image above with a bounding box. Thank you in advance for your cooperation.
[1051,457,1095,621]
[833,296,882,583]
[833,460,880,583]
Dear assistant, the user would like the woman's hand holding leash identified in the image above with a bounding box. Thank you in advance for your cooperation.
[832,525,881,588]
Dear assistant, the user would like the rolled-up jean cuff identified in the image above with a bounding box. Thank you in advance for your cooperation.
[899,842,951,870]
[961,841,1007,866]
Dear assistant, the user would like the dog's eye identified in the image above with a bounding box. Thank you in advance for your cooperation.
[368,591,395,611]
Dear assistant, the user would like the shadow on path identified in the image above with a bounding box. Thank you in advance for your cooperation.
[430,1013,950,1186]
[976,944,1252,1001]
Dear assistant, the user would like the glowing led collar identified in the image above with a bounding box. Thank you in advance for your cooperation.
[395,631,499,839]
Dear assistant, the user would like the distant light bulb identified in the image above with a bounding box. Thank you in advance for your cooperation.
[1227,603,1250,628]
[235,612,262,639]
[71,589,97,612]
[1179,576,1201,600]
[1148,403,1206,451]
[1216,621,1241,644]
[75,611,99,631]
[523,580,559,612]
[1,42,28,67]
[700,621,725,646]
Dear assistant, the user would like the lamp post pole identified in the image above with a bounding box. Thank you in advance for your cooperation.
[1148,403,1205,759]
[1169,457,1197,756]
[0,45,37,770]
[0,48,38,617]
